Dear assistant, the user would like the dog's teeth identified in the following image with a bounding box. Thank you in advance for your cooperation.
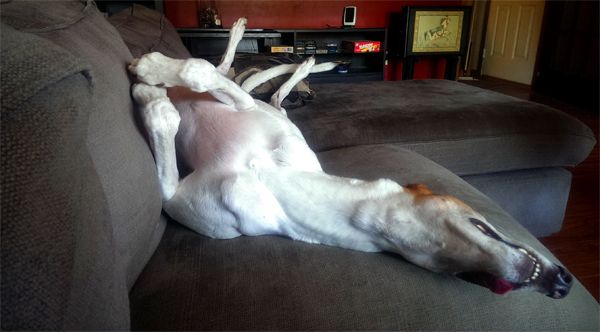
[518,248,528,254]
[535,266,541,273]
[524,278,530,283]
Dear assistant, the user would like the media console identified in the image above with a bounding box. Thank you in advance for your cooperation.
[178,28,387,83]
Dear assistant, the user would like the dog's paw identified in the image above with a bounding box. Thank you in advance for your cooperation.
[145,103,181,138]
[296,56,316,77]
[141,99,180,138]
[177,58,223,93]
[231,17,247,33]
[311,61,338,73]
[128,52,185,87]
[132,83,179,136]
[132,83,167,105]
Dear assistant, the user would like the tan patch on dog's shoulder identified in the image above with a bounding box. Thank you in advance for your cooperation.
[405,184,433,196]
[404,183,435,204]
[404,185,474,213]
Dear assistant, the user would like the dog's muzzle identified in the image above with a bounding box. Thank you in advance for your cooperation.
[459,219,574,298]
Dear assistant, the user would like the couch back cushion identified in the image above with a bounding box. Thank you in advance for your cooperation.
[108,4,191,59]
[0,23,130,330]
[1,0,165,328]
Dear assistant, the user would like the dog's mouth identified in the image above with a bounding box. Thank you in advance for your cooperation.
[456,271,516,294]
[456,248,542,294]
[460,219,545,294]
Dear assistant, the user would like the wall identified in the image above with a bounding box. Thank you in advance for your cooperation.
[165,0,461,80]
[460,0,488,78]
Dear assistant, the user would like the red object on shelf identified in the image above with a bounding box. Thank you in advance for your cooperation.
[164,0,198,28]
[342,40,381,53]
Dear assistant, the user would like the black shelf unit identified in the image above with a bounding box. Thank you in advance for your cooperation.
[178,28,386,83]
[279,28,386,83]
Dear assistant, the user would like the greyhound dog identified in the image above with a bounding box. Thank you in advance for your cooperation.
[129,18,572,299]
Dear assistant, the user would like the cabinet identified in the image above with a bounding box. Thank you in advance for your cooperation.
[178,28,386,83]
[279,29,386,83]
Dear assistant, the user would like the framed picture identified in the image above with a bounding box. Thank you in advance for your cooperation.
[403,6,471,56]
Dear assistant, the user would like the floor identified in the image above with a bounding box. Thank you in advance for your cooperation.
[461,76,599,301]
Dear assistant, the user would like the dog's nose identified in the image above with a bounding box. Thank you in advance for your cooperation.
[545,265,573,299]
[557,265,573,286]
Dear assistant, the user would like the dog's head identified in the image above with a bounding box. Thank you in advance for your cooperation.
[363,184,573,298]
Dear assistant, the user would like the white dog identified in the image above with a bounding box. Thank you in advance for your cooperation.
[129,18,572,298]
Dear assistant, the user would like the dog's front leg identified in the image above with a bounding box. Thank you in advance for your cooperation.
[256,169,407,252]
[130,52,255,111]
[131,84,181,201]
[216,17,247,76]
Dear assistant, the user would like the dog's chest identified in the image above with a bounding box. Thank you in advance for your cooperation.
[176,101,299,172]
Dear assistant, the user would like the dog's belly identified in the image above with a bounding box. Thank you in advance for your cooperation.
[175,100,319,173]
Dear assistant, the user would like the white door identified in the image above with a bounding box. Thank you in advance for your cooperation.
[482,0,545,84]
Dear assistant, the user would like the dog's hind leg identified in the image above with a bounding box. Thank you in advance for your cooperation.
[131,83,181,201]
[269,57,315,112]
[216,18,247,76]
[130,52,255,111]
[241,62,338,94]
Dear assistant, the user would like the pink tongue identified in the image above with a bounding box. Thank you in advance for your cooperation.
[491,278,514,294]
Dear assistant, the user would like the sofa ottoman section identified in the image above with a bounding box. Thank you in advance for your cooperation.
[462,168,572,237]
[288,80,596,175]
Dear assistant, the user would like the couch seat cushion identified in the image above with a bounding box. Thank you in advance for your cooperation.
[130,145,598,330]
[287,80,596,175]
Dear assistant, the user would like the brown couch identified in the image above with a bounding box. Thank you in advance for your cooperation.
[1,1,597,330]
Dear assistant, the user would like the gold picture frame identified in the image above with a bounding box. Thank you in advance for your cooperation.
[403,7,471,56]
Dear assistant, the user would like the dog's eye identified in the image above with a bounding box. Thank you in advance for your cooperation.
[469,218,502,241]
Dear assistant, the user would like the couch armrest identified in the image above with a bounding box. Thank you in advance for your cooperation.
[1,24,129,330]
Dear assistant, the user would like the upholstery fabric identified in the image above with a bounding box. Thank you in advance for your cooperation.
[108,4,191,59]
[463,168,572,237]
[1,24,128,330]
[130,145,599,330]
[1,0,166,328]
[2,0,166,289]
[287,80,596,175]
